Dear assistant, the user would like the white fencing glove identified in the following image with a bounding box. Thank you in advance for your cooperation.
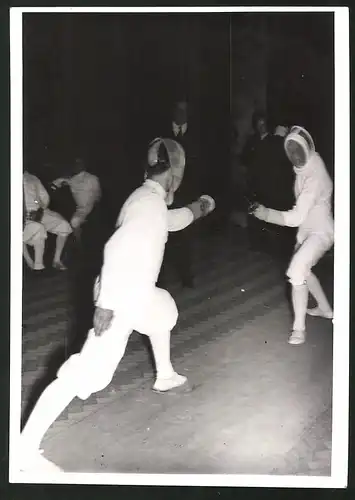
[187,195,216,221]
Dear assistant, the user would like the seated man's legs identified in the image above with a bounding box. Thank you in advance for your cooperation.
[41,209,73,269]
[286,233,332,345]
[23,221,47,270]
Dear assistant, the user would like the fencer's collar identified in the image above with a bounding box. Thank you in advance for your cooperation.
[144,179,167,198]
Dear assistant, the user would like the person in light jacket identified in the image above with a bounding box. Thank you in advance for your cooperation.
[251,126,333,345]
[23,170,72,271]
[18,138,215,474]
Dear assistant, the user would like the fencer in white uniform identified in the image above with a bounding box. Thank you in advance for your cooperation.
[19,138,215,474]
[252,126,333,345]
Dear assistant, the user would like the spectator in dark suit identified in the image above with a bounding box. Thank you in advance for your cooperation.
[246,121,296,262]
[242,111,271,251]
[157,100,202,288]
[241,111,269,170]
[255,125,296,261]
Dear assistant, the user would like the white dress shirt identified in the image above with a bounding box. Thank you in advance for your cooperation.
[67,171,101,225]
[173,122,187,137]
[23,172,50,211]
[96,179,194,310]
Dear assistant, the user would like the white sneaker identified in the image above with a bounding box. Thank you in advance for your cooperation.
[307,307,333,319]
[153,372,188,392]
[288,330,306,345]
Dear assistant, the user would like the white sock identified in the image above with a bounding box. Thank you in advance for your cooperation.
[149,330,175,379]
[292,283,309,332]
[307,272,332,313]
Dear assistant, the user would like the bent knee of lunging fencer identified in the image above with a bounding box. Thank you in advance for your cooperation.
[56,353,116,400]
[286,268,309,287]
[286,262,309,287]
[156,289,179,331]
[137,289,179,336]
[286,253,313,287]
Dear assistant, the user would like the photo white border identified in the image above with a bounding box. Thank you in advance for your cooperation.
[9,6,350,489]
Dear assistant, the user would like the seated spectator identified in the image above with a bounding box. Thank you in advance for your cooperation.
[23,170,72,271]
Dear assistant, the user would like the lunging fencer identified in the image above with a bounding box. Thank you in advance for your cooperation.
[19,138,215,473]
[250,126,333,345]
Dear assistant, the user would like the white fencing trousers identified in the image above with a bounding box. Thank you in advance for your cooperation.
[286,232,333,286]
[57,287,178,400]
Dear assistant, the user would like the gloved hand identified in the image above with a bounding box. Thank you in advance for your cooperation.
[199,195,216,215]
[252,203,269,221]
[187,195,216,220]
[246,199,259,215]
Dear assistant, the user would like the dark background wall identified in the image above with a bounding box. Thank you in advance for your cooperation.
[231,13,334,173]
[23,13,231,218]
[23,12,334,219]
[267,13,334,175]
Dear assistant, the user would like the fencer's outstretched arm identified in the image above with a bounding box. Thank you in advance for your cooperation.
[254,175,317,228]
[167,196,215,232]
[167,208,194,232]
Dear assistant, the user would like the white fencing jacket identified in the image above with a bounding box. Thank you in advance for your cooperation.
[96,179,194,310]
[261,151,334,243]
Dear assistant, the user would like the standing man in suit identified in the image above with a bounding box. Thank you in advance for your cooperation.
[158,100,201,289]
